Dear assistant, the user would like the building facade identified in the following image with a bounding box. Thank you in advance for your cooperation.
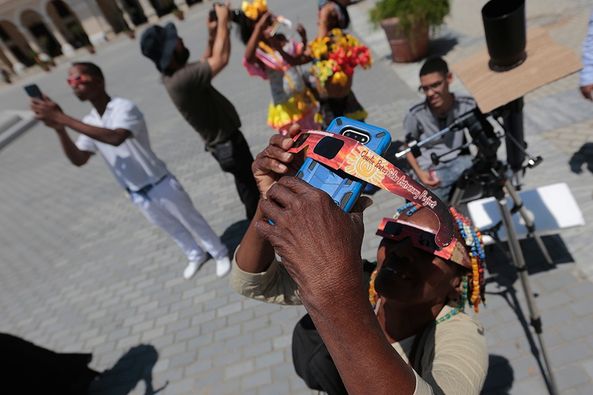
[0,0,202,74]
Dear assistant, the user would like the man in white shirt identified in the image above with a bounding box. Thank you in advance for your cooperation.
[30,62,230,279]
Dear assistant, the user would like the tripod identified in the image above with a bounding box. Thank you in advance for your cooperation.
[450,160,558,395]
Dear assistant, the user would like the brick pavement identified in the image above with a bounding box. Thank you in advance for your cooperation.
[1,0,593,394]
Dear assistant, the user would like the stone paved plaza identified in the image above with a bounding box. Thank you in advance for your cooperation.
[1,1,593,394]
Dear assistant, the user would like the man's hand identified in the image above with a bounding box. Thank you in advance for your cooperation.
[256,177,367,302]
[252,124,302,198]
[417,168,440,188]
[214,2,230,24]
[31,96,64,127]
[580,84,593,100]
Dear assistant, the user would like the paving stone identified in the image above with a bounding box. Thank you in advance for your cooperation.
[225,360,255,380]
[1,1,593,393]
[242,369,273,390]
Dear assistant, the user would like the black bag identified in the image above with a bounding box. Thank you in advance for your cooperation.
[212,139,236,172]
[292,313,348,395]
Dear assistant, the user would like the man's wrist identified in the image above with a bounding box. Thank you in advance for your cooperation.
[53,112,68,128]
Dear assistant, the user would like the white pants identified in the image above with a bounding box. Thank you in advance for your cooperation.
[130,175,228,262]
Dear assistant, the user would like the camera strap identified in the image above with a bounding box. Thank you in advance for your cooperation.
[288,130,454,248]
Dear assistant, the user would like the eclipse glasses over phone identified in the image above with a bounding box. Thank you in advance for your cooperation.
[288,129,455,249]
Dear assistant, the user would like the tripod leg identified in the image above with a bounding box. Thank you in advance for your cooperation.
[498,198,558,395]
[449,185,465,207]
[503,181,554,265]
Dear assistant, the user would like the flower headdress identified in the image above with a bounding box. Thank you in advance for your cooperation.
[241,0,267,21]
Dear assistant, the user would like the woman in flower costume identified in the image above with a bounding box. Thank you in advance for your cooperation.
[313,2,370,128]
[236,0,320,133]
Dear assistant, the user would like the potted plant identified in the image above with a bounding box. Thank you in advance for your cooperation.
[369,0,450,62]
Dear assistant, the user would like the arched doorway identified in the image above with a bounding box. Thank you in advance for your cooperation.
[96,0,129,34]
[46,0,92,49]
[0,21,36,67]
[148,0,177,17]
[20,9,62,58]
[119,0,148,26]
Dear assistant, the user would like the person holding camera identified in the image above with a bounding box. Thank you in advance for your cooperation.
[140,3,259,221]
[229,126,488,395]
[30,62,231,279]
[404,57,476,202]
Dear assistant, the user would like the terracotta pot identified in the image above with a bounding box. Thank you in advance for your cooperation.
[380,17,429,63]
[315,74,353,98]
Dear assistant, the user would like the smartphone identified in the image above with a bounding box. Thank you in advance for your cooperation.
[24,84,43,99]
[296,117,392,212]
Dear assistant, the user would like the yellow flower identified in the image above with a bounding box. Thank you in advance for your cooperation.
[309,37,330,59]
[242,0,267,20]
[331,71,349,86]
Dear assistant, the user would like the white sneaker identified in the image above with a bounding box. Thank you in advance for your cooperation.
[183,257,207,280]
[215,256,231,278]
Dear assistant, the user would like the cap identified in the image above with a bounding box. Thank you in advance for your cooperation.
[140,23,178,72]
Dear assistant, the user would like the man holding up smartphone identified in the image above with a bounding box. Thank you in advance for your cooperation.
[30,62,231,279]
[140,3,260,221]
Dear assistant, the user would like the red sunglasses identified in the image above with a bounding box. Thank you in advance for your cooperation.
[67,75,91,87]
[376,217,470,268]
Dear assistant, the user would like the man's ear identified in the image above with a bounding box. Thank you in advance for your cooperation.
[446,71,453,85]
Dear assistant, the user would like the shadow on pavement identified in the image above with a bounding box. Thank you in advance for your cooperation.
[0,333,99,394]
[483,234,572,395]
[569,142,593,174]
[220,219,250,257]
[428,35,459,58]
[481,354,514,395]
[89,344,168,395]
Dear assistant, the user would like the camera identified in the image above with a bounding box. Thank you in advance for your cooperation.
[209,3,242,23]
[342,128,370,144]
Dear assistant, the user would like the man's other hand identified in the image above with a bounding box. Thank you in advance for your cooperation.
[256,177,367,303]
[252,124,302,198]
[214,2,230,23]
[417,169,440,188]
[31,96,64,126]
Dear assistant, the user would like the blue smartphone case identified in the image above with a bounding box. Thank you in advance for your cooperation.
[296,117,392,212]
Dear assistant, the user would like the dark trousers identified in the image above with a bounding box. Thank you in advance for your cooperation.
[211,130,260,220]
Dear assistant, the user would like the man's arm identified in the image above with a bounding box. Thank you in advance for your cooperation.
[406,151,439,188]
[31,98,131,146]
[236,203,276,273]
[403,113,440,188]
[256,178,417,395]
[55,113,131,146]
[201,16,217,61]
[207,3,231,77]
[54,126,92,167]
